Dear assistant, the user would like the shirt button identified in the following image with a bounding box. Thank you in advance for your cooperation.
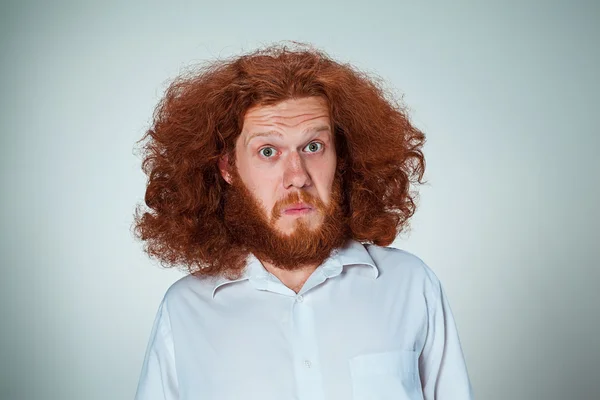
[304,359,312,368]
[296,295,304,303]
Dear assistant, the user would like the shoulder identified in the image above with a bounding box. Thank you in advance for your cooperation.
[161,273,216,309]
[364,243,443,294]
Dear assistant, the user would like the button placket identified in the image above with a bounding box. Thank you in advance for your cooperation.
[290,293,326,400]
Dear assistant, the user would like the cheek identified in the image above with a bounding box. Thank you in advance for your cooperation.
[255,187,277,211]
[312,158,337,202]
[246,173,279,210]
[322,181,335,205]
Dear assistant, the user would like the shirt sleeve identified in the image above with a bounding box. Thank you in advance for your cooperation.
[419,274,474,399]
[134,298,179,400]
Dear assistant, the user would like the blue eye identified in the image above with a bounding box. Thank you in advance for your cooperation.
[259,147,276,158]
[304,142,323,153]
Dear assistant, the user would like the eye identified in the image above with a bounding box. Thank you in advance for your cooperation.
[259,147,276,158]
[304,142,323,153]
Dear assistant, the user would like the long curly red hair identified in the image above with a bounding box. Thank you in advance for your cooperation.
[134,43,426,279]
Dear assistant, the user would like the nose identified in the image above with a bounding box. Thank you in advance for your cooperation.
[282,151,312,189]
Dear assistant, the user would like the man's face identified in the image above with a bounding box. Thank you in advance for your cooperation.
[223,96,337,236]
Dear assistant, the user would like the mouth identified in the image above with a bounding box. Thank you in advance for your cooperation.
[283,203,314,215]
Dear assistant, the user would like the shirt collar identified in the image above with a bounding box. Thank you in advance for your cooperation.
[211,239,379,298]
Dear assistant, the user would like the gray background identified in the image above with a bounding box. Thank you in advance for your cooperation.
[1,1,598,399]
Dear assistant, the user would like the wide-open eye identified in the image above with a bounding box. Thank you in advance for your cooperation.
[259,147,276,158]
[304,142,323,153]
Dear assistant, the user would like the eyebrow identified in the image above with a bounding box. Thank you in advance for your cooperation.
[245,125,331,147]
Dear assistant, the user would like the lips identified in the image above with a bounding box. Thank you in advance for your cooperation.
[284,203,313,212]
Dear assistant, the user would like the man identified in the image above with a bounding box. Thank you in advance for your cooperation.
[134,44,473,399]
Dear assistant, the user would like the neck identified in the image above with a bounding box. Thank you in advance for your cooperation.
[261,259,318,294]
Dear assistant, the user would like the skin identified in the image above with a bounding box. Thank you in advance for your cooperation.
[219,96,337,292]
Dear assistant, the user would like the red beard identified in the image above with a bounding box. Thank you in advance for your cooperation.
[223,168,349,270]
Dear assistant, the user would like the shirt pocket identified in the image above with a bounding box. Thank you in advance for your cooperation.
[348,349,423,400]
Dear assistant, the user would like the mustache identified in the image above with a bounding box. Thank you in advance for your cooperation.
[271,191,327,221]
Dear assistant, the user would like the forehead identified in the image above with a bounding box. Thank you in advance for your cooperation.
[242,97,330,130]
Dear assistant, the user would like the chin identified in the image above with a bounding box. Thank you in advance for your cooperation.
[276,218,322,236]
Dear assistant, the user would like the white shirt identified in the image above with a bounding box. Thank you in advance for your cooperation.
[135,239,473,400]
